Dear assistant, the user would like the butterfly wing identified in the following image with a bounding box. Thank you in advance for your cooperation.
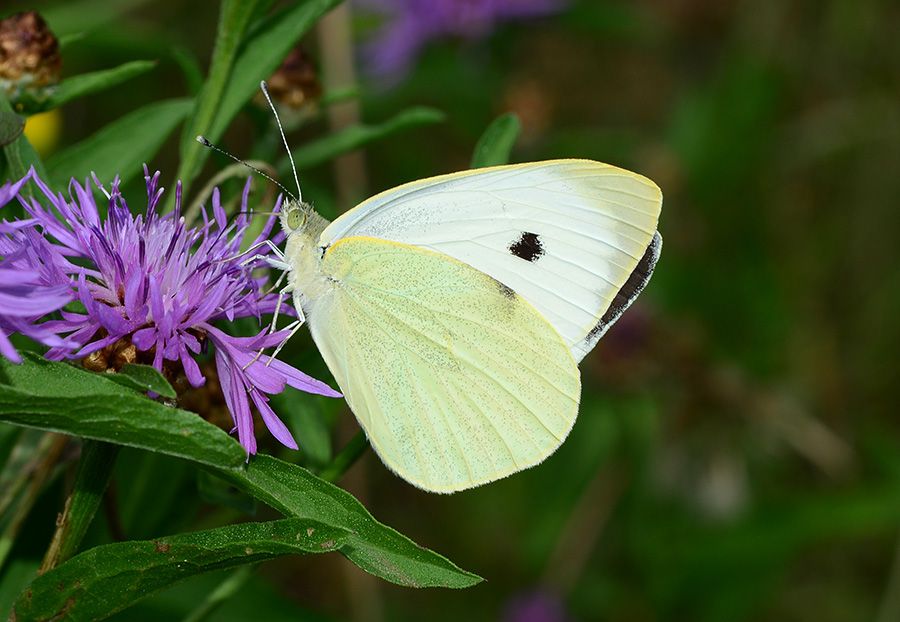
[318,160,662,363]
[306,235,580,493]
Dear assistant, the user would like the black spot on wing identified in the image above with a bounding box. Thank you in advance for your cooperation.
[585,231,662,345]
[508,231,544,263]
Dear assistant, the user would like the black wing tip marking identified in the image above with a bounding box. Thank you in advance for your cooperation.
[508,231,545,263]
[585,230,662,344]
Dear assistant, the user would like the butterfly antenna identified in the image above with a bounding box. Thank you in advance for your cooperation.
[195,135,298,203]
[260,80,303,203]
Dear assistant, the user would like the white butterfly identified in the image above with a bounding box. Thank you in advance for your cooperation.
[268,159,662,493]
[201,83,664,493]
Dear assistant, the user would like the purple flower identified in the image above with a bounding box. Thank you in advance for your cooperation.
[354,0,567,82]
[0,174,75,362]
[0,166,340,455]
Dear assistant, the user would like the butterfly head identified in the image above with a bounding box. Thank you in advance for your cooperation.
[278,195,331,307]
[281,197,309,232]
[280,195,329,254]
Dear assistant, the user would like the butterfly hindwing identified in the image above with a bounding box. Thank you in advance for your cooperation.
[307,236,580,492]
[318,160,663,363]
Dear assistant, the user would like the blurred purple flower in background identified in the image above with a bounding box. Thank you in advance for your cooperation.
[354,0,567,81]
[0,167,340,454]
[502,590,570,622]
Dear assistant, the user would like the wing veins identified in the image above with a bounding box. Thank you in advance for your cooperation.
[395,342,461,485]
[333,291,432,480]
[341,279,578,382]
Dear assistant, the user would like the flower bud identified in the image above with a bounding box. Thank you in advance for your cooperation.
[259,46,322,125]
[0,11,61,101]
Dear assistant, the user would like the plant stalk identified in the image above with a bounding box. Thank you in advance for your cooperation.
[38,439,120,574]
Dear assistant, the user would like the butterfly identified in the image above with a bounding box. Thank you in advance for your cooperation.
[270,159,662,493]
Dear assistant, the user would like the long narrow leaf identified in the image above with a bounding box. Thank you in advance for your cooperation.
[0,355,479,590]
[471,112,521,168]
[289,107,446,172]
[0,96,48,193]
[0,354,245,468]
[176,0,263,192]
[0,111,25,148]
[1,134,47,196]
[12,518,349,621]
[43,60,158,112]
[207,0,344,142]
[46,98,192,186]
[208,455,484,589]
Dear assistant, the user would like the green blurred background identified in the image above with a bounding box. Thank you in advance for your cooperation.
[9,0,900,620]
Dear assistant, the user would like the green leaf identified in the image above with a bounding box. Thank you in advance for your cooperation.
[0,353,245,468]
[12,518,350,621]
[42,0,154,38]
[320,85,362,107]
[114,363,177,399]
[108,569,323,622]
[289,107,447,171]
[1,134,48,198]
[207,455,483,588]
[41,60,158,112]
[174,0,342,204]
[0,558,39,621]
[170,45,206,96]
[0,427,39,510]
[0,111,25,148]
[175,0,264,196]
[180,565,257,622]
[197,470,258,515]
[0,423,22,479]
[0,95,48,192]
[471,112,521,168]
[207,0,344,142]
[116,449,200,540]
[46,98,192,186]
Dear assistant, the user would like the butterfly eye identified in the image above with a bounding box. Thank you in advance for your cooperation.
[287,208,306,231]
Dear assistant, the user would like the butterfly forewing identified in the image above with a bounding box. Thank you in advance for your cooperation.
[318,160,662,363]
[307,236,580,492]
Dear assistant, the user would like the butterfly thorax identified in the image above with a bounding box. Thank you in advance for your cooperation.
[280,200,332,316]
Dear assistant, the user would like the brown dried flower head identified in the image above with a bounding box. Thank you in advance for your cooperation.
[258,45,322,123]
[0,10,61,98]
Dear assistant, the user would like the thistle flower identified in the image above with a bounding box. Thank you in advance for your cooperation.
[354,0,567,82]
[0,166,340,455]
[0,175,75,362]
[258,45,323,125]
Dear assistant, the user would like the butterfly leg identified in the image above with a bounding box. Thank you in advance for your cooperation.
[268,283,303,335]
[243,282,305,370]
[234,238,287,269]
[236,241,290,280]
[264,317,305,366]
[259,281,305,367]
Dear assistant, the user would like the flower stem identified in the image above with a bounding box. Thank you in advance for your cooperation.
[38,439,120,574]
[318,429,368,484]
[171,0,261,208]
